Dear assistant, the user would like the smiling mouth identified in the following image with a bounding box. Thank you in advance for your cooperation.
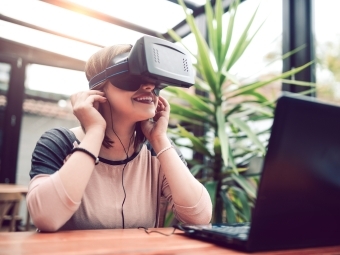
[133,96,154,104]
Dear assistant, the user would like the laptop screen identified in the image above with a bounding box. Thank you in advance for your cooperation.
[248,93,340,250]
[180,93,340,252]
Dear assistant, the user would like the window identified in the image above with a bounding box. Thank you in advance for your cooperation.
[315,0,340,105]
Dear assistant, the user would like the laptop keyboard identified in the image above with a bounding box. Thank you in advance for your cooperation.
[210,223,250,240]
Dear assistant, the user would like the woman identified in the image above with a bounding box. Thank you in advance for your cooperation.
[27,44,212,232]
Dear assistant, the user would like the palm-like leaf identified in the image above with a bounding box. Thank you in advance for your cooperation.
[163,0,315,226]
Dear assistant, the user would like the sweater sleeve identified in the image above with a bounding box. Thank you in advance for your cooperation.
[27,173,81,232]
[29,127,77,179]
[159,142,212,224]
[27,128,80,232]
[162,178,212,224]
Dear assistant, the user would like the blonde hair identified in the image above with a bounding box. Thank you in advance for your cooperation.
[85,44,132,90]
[84,44,146,151]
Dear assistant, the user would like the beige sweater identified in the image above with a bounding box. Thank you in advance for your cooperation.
[27,138,212,232]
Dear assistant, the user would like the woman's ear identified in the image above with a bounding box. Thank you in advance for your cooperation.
[102,82,109,95]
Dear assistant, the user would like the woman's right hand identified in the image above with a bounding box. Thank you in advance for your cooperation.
[70,90,107,134]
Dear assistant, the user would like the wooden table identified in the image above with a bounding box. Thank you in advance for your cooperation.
[0,184,30,231]
[1,228,340,255]
[0,184,28,194]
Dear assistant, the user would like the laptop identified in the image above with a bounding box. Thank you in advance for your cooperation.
[178,93,340,252]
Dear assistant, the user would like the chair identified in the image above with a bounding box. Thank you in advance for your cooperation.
[0,192,22,231]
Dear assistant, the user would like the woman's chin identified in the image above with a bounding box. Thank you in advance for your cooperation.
[135,113,155,122]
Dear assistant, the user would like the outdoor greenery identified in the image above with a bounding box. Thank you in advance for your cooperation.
[315,38,340,104]
[163,0,313,225]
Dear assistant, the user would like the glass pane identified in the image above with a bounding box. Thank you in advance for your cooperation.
[228,0,282,97]
[314,0,340,105]
[179,0,283,101]
[1,0,146,47]
[68,0,188,33]
[0,63,11,170]
[25,64,88,95]
[0,63,11,93]
[0,20,100,61]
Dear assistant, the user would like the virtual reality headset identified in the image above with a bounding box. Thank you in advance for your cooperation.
[89,35,195,96]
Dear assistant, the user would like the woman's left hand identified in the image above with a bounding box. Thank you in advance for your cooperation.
[141,96,170,143]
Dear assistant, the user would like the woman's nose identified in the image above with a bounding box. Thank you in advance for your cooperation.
[140,83,155,91]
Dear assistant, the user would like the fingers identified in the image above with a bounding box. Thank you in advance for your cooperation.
[156,96,170,113]
[71,90,106,107]
[71,90,103,101]
[89,90,105,95]
[89,91,107,107]
[70,90,107,132]
[158,96,169,107]
[153,96,170,123]
[92,94,107,104]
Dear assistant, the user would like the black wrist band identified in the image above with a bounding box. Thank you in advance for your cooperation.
[71,147,99,165]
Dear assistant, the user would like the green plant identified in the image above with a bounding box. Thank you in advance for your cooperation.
[164,0,314,224]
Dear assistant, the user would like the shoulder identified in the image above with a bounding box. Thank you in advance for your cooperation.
[40,127,78,143]
[30,127,79,179]
[69,126,85,142]
[35,127,79,160]
[36,127,81,151]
